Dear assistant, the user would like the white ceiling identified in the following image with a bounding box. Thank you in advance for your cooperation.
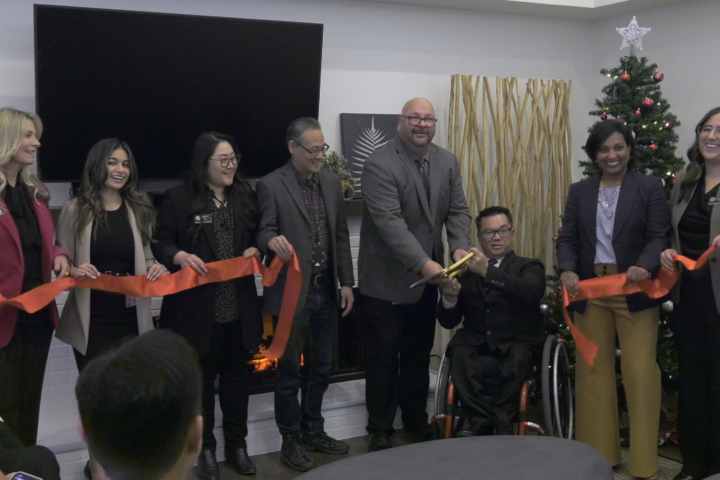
[344,0,690,20]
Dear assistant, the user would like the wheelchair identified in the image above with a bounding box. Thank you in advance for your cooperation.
[431,334,574,438]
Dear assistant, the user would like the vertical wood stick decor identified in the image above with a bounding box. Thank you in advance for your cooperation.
[448,75,572,265]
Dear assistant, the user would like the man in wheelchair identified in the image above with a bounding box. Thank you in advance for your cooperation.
[438,206,546,436]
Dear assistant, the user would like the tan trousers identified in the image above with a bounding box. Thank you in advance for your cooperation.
[575,293,660,478]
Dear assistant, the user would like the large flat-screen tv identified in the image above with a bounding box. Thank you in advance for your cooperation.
[34,5,323,181]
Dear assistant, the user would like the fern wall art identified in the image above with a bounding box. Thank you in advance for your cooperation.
[339,113,397,199]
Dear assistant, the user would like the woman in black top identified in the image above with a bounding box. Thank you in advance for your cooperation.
[55,139,163,372]
[152,132,263,478]
[661,107,720,480]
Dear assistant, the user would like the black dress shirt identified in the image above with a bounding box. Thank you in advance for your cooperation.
[678,173,720,261]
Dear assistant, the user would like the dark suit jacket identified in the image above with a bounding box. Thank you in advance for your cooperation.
[0,421,60,480]
[151,184,263,356]
[358,136,471,304]
[669,167,720,313]
[555,170,671,313]
[255,163,354,315]
[0,190,66,348]
[437,251,546,352]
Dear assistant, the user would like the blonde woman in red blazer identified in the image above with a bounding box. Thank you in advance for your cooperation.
[0,107,70,446]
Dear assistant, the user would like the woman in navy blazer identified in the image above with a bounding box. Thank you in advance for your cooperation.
[556,120,670,479]
[0,107,70,447]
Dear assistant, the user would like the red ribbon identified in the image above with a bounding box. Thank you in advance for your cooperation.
[563,247,715,367]
[0,253,302,359]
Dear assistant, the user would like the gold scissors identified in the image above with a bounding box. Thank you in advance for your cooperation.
[409,252,474,289]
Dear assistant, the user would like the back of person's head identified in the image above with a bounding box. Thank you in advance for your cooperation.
[75,330,202,480]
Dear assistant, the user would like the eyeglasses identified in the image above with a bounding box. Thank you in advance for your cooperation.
[297,143,330,156]
[400,115,438,126]
[210,154,239,168]
[479,226,513,240]
[697,125,720,137]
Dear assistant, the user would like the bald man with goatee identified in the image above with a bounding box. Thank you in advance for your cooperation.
[358,98,471,451]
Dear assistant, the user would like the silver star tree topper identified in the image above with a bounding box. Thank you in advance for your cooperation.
[616,16,651,52]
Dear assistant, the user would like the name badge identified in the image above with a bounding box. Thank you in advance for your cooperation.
[194,214,213,224]
[709,196,720,206]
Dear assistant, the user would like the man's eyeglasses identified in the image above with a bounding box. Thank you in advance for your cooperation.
[400,115,438,126]
[697,125,720,137]
[479,226,513,240]
[210,154,239,168]
[297,143,330,156]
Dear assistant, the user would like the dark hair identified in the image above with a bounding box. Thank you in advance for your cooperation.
[186,132,257,244]
[286,117,322,145]
[72,139,155,244]
[584,120,636,170]
[679,106,720,202]
[476,205,513,231]
[75,330,202,480]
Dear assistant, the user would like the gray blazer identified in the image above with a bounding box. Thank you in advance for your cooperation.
[358,136,471,304]
[55,199,156,355]
[256,162,354,316]
[669,167,720,313]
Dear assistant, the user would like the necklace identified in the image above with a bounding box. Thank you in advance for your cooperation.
[599,181,620,208]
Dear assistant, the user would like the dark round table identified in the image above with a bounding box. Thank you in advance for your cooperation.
[297,436,613,480]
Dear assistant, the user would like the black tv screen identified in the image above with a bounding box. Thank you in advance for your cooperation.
[34,5,323,181]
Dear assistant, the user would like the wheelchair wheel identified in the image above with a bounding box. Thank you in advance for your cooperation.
[541,335,574,438]
[434,352,452,418]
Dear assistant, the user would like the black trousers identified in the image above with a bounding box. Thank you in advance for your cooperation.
[449,341,535,428]
[201,320,250,451]
[364,286,438,434]
[0,421,60,480]
[675,266,720,478]
[73,307,138,372]
[0,320,54,447]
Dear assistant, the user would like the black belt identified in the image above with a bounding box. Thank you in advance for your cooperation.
[309,272,330,286]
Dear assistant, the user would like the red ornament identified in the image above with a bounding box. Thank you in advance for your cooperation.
[620,73,631,83]
[552,292,559,299]
[600,113,608,120]
[670,176,676,186]
[664,120,674,129]
[616,118,625,125]
[635,109,642,116]
[649,143,659,151]
[604,88,612,95]
[653,72,664,83]
[642,98,654,109]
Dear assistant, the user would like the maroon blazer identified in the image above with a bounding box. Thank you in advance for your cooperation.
[0,190,67,348]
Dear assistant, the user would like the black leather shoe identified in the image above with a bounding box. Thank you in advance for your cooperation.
[303,431,350,455]
[405,422,436,442]
[280,435,315,472]
[672,472,695,480]
[456,421,494,437]
[495,421,514,436]
[367,432,392,452]
[225,447,257,476]
[196,449,220,480]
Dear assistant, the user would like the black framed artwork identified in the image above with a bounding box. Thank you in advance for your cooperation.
[339,114,398,199]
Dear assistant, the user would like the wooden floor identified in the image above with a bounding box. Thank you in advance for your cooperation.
[185,430,422,480]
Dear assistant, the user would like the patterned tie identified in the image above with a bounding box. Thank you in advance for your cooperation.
[488,259,498,267]
[415,158,430,202]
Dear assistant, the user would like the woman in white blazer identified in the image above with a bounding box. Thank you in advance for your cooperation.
[56,139,163,372]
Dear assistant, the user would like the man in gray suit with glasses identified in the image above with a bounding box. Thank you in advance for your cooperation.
[359,98,471,451]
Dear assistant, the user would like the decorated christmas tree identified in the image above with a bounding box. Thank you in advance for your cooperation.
[545,17,684,391]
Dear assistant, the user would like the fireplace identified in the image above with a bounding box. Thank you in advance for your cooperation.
[246,288,365,395]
